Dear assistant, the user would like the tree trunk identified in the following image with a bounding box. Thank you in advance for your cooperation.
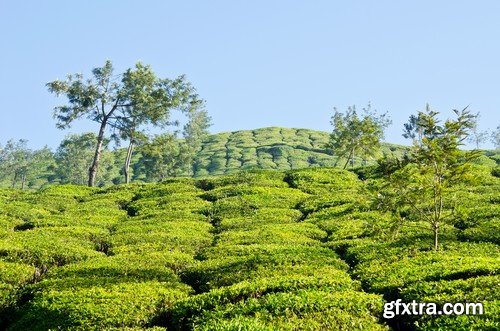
[11,172,17,188]
[124,141,134,184]
[88,119,108,187]
[351,148,355,168]
[343,149,354,169]
[433,223,439,251]
[21,173,26,190]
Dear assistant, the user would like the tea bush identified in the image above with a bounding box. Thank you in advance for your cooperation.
[182,290,387,331]
[400,276,500,329]
[1,165,498,330]
[10,281,190,330]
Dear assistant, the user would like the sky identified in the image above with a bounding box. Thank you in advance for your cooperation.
[1,0,499,150]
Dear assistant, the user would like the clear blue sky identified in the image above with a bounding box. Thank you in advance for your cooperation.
[1,0,499,149]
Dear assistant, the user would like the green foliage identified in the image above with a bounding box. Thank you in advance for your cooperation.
[380,106,481,250]
[54,133,117,186]
[492,125,500,149]
[47,60,203,187]
[400,276,500,330]
[174,289,387,331]
[286,167,362,194]
[0,166,498,330]
[328,104,391,169]
[3,127,499,188]
[0,140,55,189]
[11,281,190,330]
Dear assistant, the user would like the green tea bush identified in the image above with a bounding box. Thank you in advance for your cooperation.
[184,290,387,331]
[0,261,34,310]
[201,186,307,207]
[197,170,288,190]
[285,168,362,194]
[353,242,500,296]
[127,209,208,223]
[308,211,393,240]
[132,180,200,199]
[183,246,348,292]
[37,185,97,198]
[111,221,213,255]
[126,194,210,216]
[459,218,500,244]
[401,275,500,303]
[214,223,326,246]
[168,272,360,329]
[400,276,500,330]
[11,281,190,331]
[298,190,365,213]
[217,208,303,231]
[0,228,104,267]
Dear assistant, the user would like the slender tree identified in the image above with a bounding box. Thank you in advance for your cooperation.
[379,106,480,250]
[55,133,118,186]
[113,65,204,183]
[47,60,202,186]
[181,108,212,175]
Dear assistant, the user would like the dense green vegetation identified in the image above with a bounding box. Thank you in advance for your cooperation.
[3,125,499,189]
[0,127,414,188]
[0,164,498,330]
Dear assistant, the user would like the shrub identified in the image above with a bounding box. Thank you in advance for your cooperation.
[182,290,387,331]
[10,281,191,330]
[183,246,348,292]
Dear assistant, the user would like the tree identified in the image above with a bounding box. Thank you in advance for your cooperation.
[135,106,211,182]
[25,147,56,188]
[379,106,479,250]
[138,133,185,182]
[113,64,204,183]
[181,108,212,175]
[47,60,203,186]
[466,113,489,149]
[54,133,114,186]
[0,139,31,189]
[492,125,500,150]
[328,103,391,169]
[0,140,55,189]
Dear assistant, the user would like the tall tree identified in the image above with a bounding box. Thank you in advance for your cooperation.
[328,103,391,169]
[113,65,204,183]
[54,133,114,186]
[379,106,479,250]
[47,60,202,186]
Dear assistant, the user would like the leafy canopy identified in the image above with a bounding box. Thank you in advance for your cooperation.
[377,105,480,250]
[328,103,391,169]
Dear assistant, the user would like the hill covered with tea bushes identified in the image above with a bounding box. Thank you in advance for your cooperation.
[3,126,499,188]
[190,127,406,176]
[0,166,498,330]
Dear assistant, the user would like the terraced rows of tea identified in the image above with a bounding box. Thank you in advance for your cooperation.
[0,168,498,330]
[191,127,406,176]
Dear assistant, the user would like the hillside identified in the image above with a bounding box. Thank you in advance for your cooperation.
[191,127,405,176]
[4,127,497,189]
[0,167,498,330]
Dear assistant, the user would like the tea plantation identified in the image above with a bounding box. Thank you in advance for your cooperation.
[0,167,498,330]
[190,127,407,176]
